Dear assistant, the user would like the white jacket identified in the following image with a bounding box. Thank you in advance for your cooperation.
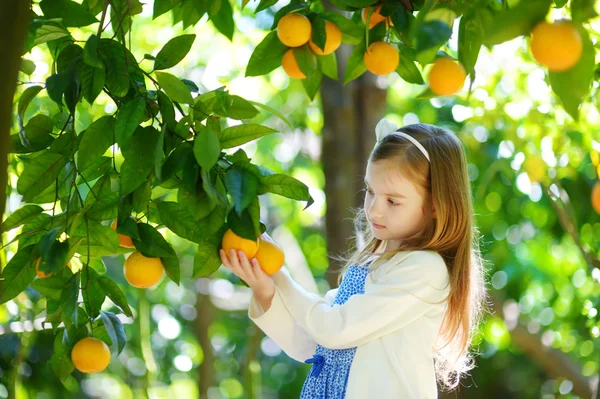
[248,250,451,399]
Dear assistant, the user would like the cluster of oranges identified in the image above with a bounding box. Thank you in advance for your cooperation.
[276,5,468,97]
[277,13,342,79]
[221,228,285,276]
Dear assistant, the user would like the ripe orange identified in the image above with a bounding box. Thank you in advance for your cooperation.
[124,251,164,288]
[253,237,285,275]
[592,181,600,215]
[71,337,111,373]
[35,258,73,279]
[221,228,260,258]
[281,49,307,79]
[110,219,135,249]
[308,21,342,55]
[361,5,391,29]
[530,20,582,72]
[364,42,399,76]
[277,13,312,47]
[428,57,466,96]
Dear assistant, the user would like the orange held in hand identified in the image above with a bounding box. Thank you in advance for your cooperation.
[592,181,600,215]
[110,219,135,248]
[71,337,111,373]
[282,49,307,79]
[428,57,466,96]
[124,251,164,288]
[221,229,260,259]
[362,5,391,29]
[308,20,342,55]
[364,42,399,76]
[254,236,285,275]
[530,20,582,72]
[277,13,312,47]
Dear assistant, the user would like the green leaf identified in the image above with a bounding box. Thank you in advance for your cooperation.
[17,152,67,202]
[72,221,119,257]
[458,9,486,76]
[155,71,194,104]
[210,0,234,40]
[98,39,130,97]
[78,116,115,172]
[81,268,106,318]
[97,276,133,317]
[245,31,288,77]
[415,20,452,61]
[160,255,180,285]
[46,73,69,107]
[571,0,598,22]
[227,207,258,241]
[219,124,277,149]
[80,63,106,104]
[483,0,551,46]
[132,223,176,258]
[156,201,223,242]
[60,274,80,328]
[34,25,70,45]
[302,69,323,101]
[153,0,182,18]
[192,226,227,277]
[40,0,99,27]
[154,34,196,70]
[1,205,44,232]
[31,276,65,301]
[18,86,43,121]
[0,245,37,304]
[213,95,260,120]
[247,100,294,131]
[193,127,221,171]
[133,180,152,213]
[548,26,595,121]
[19,213,52,248]
[115,98,146,149]
[120,126,161,196]
[311,15,328,53]
[83,34,104,69]
[395,51,424,84]
[317,53,338,80]
[294,45,318,77]
[20,59,36,75]
[258,173,314,207]
[18,114,55,153]
[100,311,127,354]
[225,167,259,215]
[344,40,367,84]
[84,175,119,221]
[50,329,74,381]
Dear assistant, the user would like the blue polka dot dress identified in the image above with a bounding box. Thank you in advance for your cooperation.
[299,262,372,399]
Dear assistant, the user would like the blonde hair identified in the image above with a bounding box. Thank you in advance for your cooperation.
[331,123,491,392]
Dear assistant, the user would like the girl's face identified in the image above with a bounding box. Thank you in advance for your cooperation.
[363,159,434,251]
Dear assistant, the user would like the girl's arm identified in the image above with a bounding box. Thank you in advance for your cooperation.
[248,283,339,363]
[270,251,450,350]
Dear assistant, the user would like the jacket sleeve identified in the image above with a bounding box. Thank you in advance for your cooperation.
[248,282,339,363]
[271,251,450,350]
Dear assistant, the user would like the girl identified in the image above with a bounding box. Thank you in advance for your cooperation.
[220,119,490,398]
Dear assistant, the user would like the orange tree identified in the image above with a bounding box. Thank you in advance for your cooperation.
[1,0,599,389]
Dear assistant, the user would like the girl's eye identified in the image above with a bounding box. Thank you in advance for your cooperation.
[388,199,400,206]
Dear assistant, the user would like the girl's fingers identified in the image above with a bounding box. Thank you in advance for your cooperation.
[219,250,231,269]
[237,250,254,278]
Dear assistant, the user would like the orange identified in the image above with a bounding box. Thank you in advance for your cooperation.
[592,181,600,215]
[308,21,342,55]
[35,258,73,279]
[221,228,260,258]
[281,49,307,79]
[428,57,466,96]
[361,5,391,29]
[364,42,399,76]
[71,337,111,373]
[110,219,135,249]
[124,251,164,288]
[277,13,312,47]
[531,20,582,72]
[253,237,285,275]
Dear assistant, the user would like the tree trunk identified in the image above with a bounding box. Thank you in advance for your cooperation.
[196,292,216,399]
[0,0,30,253]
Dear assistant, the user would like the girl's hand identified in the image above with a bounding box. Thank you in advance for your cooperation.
[220,248,275,299]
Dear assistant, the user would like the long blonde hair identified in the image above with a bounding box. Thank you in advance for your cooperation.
[332,123,491,391]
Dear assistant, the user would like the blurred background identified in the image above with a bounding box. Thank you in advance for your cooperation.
[1,1,600,398]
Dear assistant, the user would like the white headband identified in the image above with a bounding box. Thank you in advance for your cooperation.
[375,118,430,162]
